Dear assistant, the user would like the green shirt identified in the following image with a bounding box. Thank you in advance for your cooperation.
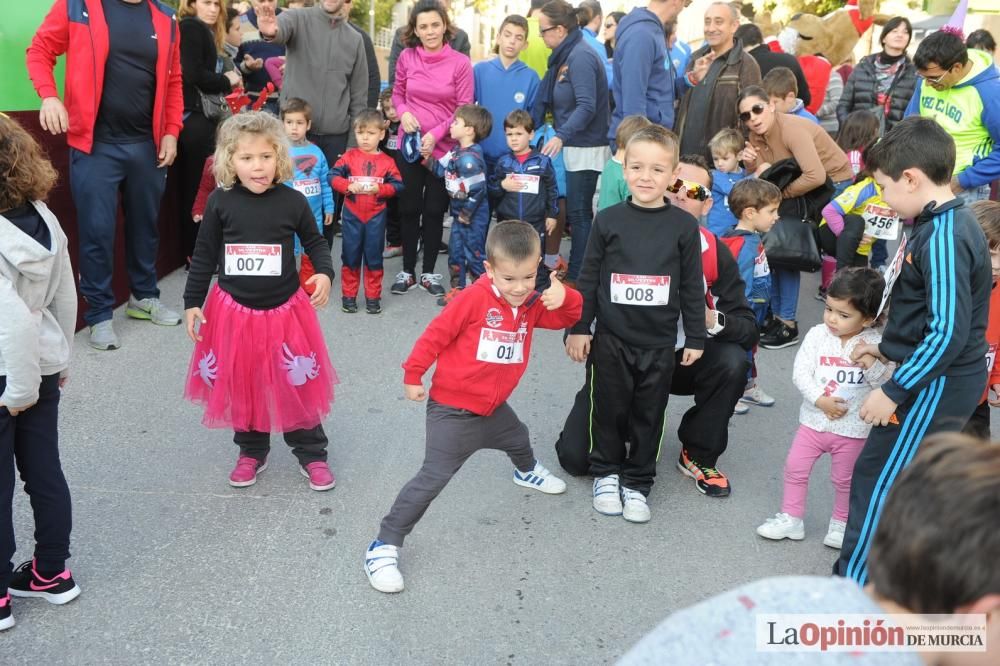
[597,158,628,211]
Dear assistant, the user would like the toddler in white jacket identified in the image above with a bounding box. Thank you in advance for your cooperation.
[757,268,892,549]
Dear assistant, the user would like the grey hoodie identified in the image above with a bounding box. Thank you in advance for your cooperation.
[0,202,77,410]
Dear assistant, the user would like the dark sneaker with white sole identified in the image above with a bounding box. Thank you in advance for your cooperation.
[759,321,799,350]
[677,449,731,497]
[0,594,13,631]
[419,273,446,297]
[390,271,417,295]
[7,560,81,605]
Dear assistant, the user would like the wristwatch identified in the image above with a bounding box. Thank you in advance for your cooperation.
[708,311,726,336]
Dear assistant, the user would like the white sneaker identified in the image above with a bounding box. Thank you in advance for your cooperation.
[364,540,404,593]
[621,487,651,523]
[592,475,623,515]
[740,384,776,407]
[733,401,750,415]
[756,512,805,540]
[513,461,566,494]
[823,518,846,549]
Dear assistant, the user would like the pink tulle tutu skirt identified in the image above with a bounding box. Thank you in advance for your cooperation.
[184,286,337,432]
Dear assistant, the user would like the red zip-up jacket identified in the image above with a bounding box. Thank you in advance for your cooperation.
[26,0,184,154]
[403,275,583,416]
[982,281,1000,403]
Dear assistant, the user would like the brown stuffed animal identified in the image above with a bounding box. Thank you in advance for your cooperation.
[776,0,877,67]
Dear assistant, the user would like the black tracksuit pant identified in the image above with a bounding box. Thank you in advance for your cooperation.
[817,214,868,270]
[1,375,72,595]
[234,426,329,465]
[834,372,983,585]
[556,338,748,479]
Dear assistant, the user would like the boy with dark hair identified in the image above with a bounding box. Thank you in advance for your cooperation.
[566,125,707,523]
[426,104,494,303]
[363,220,582,594]
[763,66,818,124]
[281,97,334,295]
[378,87,404,259]
[907,29,1000,204]
[490,110,559,289]
[621,433,1000,665]
[330,109,404,314]
[836,116,992,584]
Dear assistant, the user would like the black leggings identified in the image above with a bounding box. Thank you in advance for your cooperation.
[817,214,868,270]
[398,158,449,276]
[176,111,219,259]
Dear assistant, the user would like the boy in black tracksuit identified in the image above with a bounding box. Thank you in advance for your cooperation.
[834,117,991,584]
[379,88,404,255]
[565,126,706,524]
[489,110,559,289]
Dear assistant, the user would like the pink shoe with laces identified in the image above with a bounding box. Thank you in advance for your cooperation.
[300,461,336,491]
[229,456,267,487]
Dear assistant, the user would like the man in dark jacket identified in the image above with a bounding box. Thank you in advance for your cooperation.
[608,0,688,145]
[554,155,758,498]
[735,23,810,108]
[342,0,381,108]
[675,2,761,159]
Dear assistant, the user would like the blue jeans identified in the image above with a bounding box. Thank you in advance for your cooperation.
[959,184,993,204]
[447,211,490,288]
[69,141,167,325]
[770,268,801,321]
[566,168,600,281]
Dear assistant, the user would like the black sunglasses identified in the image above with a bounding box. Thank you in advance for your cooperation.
[739,103,767,123]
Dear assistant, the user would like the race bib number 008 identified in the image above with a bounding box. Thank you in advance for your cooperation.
[224,243,282,276]
[477,328,525,364]
[610,273,670,306]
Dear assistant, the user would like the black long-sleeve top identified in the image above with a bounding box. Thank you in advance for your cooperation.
[571,199,707,349]
[180,17,233,114]
[183,184,335,310]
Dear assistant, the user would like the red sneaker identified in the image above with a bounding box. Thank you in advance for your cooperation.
[300,461,336,491]
[229,456,267,487]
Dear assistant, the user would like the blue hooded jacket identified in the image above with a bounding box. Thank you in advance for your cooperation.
[473,58,540,165]
[609,7,683,142]
[582,27,614,89]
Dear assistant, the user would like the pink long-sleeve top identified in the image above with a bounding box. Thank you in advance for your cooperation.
[392,44,473,160]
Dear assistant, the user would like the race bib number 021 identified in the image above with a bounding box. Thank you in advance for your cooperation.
[862,203,899,240]
[610,273,670,306]
[224,243,282,276]
[293,178,321,198]
[477,328,524,364]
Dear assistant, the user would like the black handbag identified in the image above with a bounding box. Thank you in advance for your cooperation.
[762,212,822,272]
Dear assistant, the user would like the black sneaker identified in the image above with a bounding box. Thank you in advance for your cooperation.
[390,271,416,295]
[419,273,446,297]
[8,560,81,605]
[366,298,382,315]
[760,321,799,350]
[815,287,827,302]
[341,297,358,314]
[0,594,12,631]
[439,242,449,255]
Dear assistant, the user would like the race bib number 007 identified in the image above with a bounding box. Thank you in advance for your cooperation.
[610,273,670,306]
[477,328,524,364]
[224,243,282,276]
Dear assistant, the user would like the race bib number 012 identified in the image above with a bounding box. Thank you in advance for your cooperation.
[819,356,866,398]
[224,243,282,276]
[862,203,899,240]
[477,328,524,364]
[610,273,670,306]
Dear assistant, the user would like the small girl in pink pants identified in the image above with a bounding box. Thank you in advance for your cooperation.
[757,268,892,549]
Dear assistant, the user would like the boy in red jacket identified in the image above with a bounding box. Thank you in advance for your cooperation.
[963,200,1000,438]
[364,220,582,594]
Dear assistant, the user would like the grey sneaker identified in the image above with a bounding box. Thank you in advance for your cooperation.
[125,297,181,326]
[89,321,120,351]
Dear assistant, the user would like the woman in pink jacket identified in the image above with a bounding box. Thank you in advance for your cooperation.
[390,0,473,300]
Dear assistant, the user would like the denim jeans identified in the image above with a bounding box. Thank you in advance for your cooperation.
[959,184,993,205]
[566,168,600,281]
[69,141,166,325]
[770,267,801,321]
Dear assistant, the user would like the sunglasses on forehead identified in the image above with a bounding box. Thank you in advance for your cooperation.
[667,179,710,202]
[739,103,767,123]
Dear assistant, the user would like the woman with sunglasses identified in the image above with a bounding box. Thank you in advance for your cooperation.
[737,86,854,350]
[533,0,610,285]
[603,11,625,60]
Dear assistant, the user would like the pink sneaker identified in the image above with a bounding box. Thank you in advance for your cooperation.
[300,461,336,491]
[229,456,267,487]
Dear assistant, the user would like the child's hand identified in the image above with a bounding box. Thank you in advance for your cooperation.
[545,217,557,234]
[989,384,1000,407]
[859,388,898,427]
[853,353,879,370]
[404,383,426,401]
[862,234,875,244]
[58,374,69,389]
[0,401,35,416]
[680,348,703,366]
[501,175,522,192]
[419,133,435,158]
[185,307,206,343]
[323,213,334,226]
[565,334,592,362]
[458,210,471,225]
[193,214,203,223]
[851,343,886,365]
[307,273,331,308]
[816,395,848,420]
[541,273,566,310]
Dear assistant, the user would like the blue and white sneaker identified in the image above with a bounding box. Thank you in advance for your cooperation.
[593,474,623,515]
[621,487,651,523]
[740,384,776,407]
[513,461,566,494]
[364,540,404,593]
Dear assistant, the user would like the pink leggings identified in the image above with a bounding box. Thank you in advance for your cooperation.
[782,425,865,522]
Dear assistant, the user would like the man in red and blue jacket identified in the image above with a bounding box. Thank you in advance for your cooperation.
[27,0,184,351]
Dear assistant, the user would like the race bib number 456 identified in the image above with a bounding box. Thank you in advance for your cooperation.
[224,243,282,276]
[610,273,670,306]
[863,203,899,240]
[477,328,525,364]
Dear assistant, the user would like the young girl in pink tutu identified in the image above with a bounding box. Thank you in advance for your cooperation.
[183,112,338,491]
